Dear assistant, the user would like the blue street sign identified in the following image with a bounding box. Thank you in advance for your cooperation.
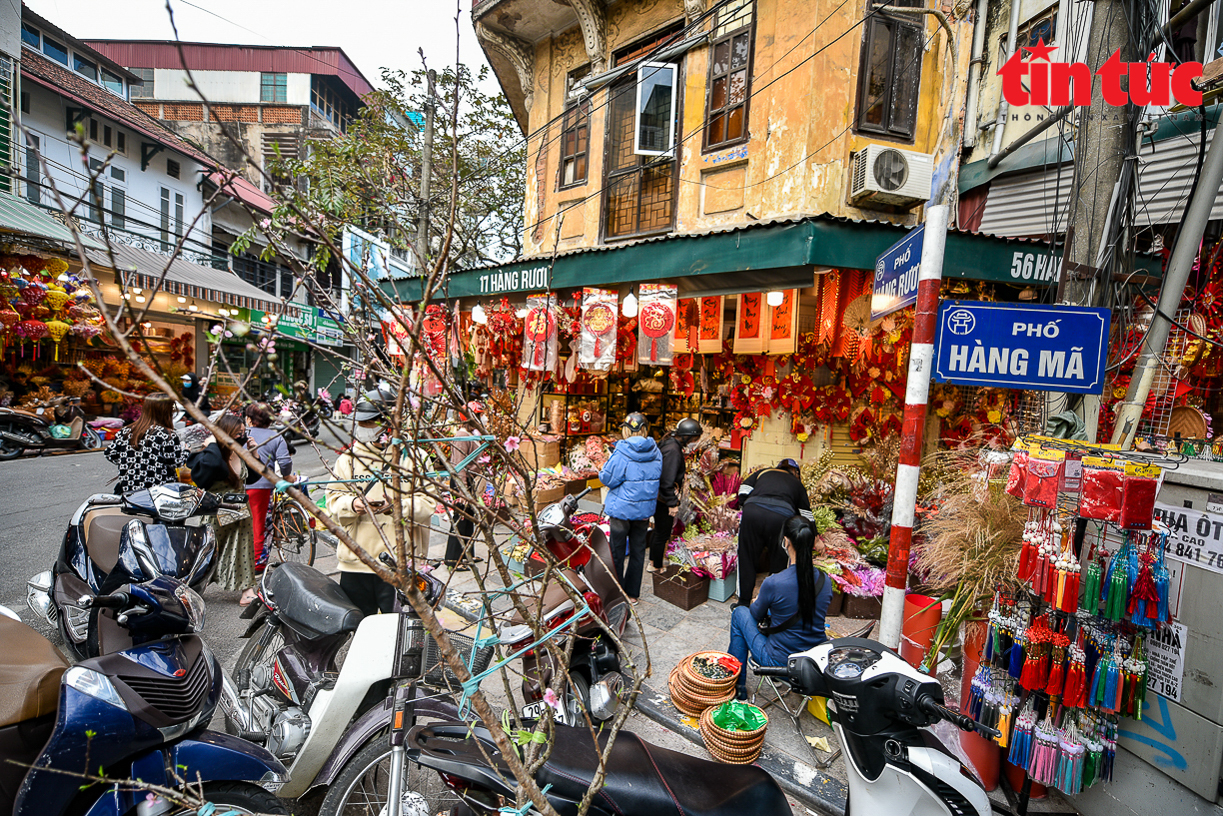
[872,225,924,321]
[933,301,1111,394]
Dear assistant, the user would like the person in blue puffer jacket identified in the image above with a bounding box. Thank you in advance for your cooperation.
[599,413,662,603]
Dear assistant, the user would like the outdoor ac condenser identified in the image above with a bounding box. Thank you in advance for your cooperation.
[849,144,934,209]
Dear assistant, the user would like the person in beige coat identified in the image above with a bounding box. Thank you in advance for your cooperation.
[326,398,434,615]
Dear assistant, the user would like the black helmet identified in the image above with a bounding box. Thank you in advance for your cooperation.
[353,399,384,423]
[673,417,702,441]
[622,413,649,433]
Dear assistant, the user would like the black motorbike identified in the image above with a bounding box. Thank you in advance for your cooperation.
[0,397,102,459]
[27,483,245,659]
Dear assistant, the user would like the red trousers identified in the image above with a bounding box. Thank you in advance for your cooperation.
[247,488,273,557]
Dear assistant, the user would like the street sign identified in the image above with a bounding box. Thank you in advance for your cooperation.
[933,301,1111,394]
[872,225,924,320]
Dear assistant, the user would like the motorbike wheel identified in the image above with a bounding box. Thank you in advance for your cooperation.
[81,426,103,451]
[0,423,22,460]
[194,782,289,815]
[266,499,317,566]
[317,404,334,420]
[567,671,591,724]
[223,616,285,737]
[319,735,461,816]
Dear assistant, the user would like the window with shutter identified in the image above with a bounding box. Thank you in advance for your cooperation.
[704,0,755,151]
[854,0,925,141]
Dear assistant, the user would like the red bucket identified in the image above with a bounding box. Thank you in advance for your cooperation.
[899,593,942,668]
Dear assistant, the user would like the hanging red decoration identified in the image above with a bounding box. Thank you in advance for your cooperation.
[525,306,556,368]
[583,303,615,358]
[639,301,674,362]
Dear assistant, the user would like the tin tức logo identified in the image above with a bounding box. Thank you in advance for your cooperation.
[999,39,1203,108]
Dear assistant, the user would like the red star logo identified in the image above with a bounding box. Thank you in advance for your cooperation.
[1023,38,1057,61]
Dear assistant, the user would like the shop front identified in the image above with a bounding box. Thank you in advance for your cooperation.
[389,215,1162,474]
[234,306,352,401]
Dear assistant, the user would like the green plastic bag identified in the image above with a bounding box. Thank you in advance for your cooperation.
[711,701,766,732]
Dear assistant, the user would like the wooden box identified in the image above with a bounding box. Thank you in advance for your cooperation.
[843,594,883,620]
[652,565,709,611]
[826,590,845,618]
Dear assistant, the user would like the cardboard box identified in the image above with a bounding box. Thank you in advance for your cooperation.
[516,435,562,470]
[532,484,565,511]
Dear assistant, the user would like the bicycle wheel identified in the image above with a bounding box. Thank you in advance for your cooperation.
[266,498,317,566]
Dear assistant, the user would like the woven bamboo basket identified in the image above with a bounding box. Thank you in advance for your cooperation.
[678,652,740,696]
[699,705,768,764]
[668,667,735,717]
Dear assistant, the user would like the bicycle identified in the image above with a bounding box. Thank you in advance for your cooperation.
[263,488,317,566]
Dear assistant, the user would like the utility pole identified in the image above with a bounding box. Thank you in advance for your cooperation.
[879,204,948,651]
[1113,114,1223,448]
[417,68,436,269]
[1052,0,1149,440]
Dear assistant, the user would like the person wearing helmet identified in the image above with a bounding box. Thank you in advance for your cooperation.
[599,413,662,601]
[444,402,486,571]
[326,399,433,615]
[648,417,703,572]
[734,458,813,605]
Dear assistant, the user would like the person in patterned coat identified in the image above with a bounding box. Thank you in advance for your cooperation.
[104,394,187,493]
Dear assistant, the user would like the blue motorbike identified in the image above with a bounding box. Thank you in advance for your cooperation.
[0,573,288,816]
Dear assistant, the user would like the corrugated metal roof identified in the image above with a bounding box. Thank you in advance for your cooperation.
[85,41,374,100]
[0,190,105,250]
[975,130,1223,237]
[204,170,278,216]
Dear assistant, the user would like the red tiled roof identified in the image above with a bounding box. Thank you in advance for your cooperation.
[21,48,217,169]
[204,170,279,215]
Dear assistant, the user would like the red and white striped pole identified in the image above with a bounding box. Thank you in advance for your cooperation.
[878,204,948,651]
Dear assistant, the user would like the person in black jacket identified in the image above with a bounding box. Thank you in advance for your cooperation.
[180,373,212,417]
[734,458,813,605]
[648,417,702,572]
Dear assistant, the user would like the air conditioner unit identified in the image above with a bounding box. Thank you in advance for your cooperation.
[849,144,934,209]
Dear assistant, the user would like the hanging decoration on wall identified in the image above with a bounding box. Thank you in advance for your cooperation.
[673,298,700,353]
[579,287,618,370]
[767,289,800,355]
[734,292,764,355]
[699,295,724,353]
[638,283,677,365]
[523,293,559,372]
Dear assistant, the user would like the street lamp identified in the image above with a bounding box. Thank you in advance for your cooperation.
[766,290,784,307]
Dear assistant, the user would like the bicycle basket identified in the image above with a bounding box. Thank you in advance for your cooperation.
[421,631,495,689]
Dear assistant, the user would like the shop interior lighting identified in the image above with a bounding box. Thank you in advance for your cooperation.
[123,293,131,300]
[622,292,638,318]
[188,301,198,312]
[135,295,146,303]
[515,308,528,318]
[177,296,187,303]
[472,303,488,324]
[766,290,784,307]
[218,308,229,316]
[132,287,142,294]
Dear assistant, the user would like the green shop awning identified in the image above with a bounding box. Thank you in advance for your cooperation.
[0,191,105,251]
[389,215,1160,302]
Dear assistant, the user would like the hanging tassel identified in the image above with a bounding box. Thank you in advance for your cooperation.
[1009,639,1026,679]
[1102,659,1121,712]
[1082,557,1102,615]
[1154,563,1171,624]
[1046,655,1065,697]
[1062,569,1081,613]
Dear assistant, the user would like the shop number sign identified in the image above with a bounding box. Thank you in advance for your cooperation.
[1153,502,1223,574]
[1146,621,1188,703]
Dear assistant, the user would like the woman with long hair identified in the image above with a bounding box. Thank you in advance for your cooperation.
[186,413,259,605]
[104,393,187,493]
[727,514,832,700]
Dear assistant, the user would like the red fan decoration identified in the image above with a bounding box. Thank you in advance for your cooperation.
[639,301,675,362]
[525,307,556,368]
[584,303,615,357]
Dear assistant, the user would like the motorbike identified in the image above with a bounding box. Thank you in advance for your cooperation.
[0,397,102,460]
[219,555,493,803]
[27,483,245,659]
[314,388,335,420]
[0,576,289,816]
[502,487,629,726]
[403,635,1001,816]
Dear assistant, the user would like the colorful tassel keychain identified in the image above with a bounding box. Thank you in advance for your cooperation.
[1062,642,1088,709]
[1008,627,1027,680]
[1028,720,1061,785]
[1128,542,1160,627]
[1008,705,1037,768]
[1080,542,1104,616]
[1054,531,1081,612]
[1045,633,1070,699]
[1122,640,1147,721]
[1020,616,1052,691]
[1018,518,1040,583]
[1102,539,1132,622]
[1055,727,1086,795]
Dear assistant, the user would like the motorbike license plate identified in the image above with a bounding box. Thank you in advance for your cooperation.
[521,700,569,725]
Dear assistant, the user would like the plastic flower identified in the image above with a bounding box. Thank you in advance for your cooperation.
[505,436,521,452]
[987,409,1002,423]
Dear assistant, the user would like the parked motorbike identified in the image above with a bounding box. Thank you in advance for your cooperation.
[314,388,335,420]
[0,397,102,460]
[219,555,493,802]
[0,577,288,816]
[403,636,1000,816]
[501,487,629,725]
[27,483,246,659]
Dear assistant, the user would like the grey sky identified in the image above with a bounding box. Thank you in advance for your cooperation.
[24,0,492,90]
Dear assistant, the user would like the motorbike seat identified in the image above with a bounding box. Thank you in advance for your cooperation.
[411,723,791,816]
[0,618,68,728]
[83,506,134,572]
[67,415,84,440]
[264,561,363,638]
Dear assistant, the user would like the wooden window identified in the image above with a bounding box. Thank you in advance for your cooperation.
[25,134,40,206]
[261,72,287,103]
[167,159,181,179]
[558,67,590,189]
[129,68,154,99]
[111,188,126,230]
[705,0,754,150]
[855,0,924,141]
[601,26,683,241]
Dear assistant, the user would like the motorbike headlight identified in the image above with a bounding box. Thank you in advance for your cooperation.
[174,583,207,632]
[64,667,128,710]
[149,485,204,522]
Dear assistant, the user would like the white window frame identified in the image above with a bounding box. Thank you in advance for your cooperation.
[633,62,677,157]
